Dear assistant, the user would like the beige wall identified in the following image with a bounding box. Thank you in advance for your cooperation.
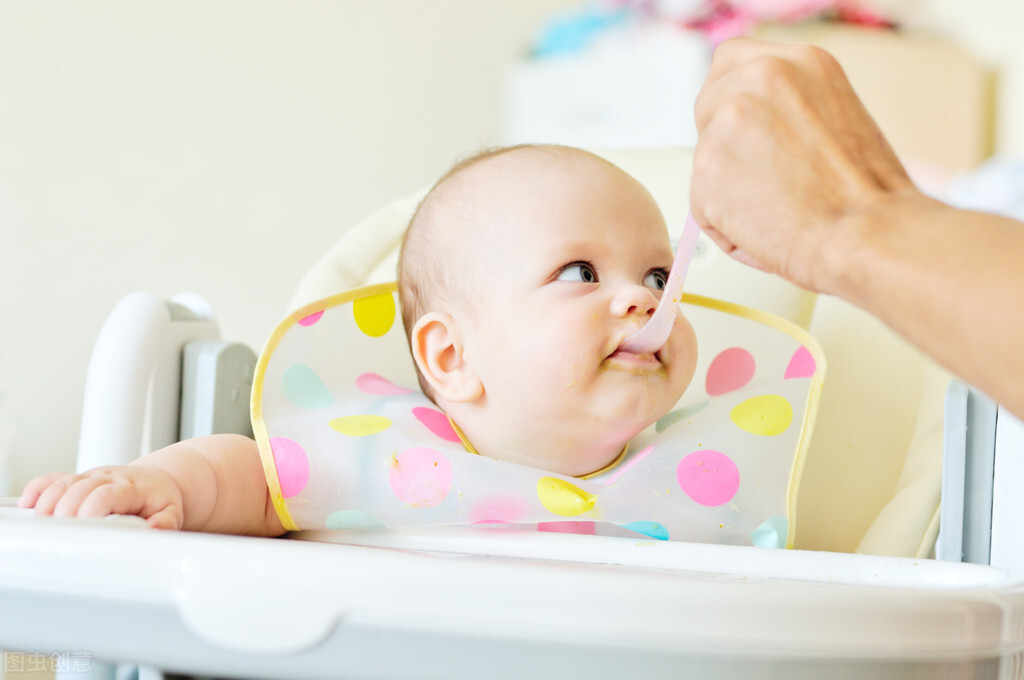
[1,0,1023,495]
[912,0,1024,158]
[0,0,577,493]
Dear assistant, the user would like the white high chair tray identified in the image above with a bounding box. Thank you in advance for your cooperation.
[2,508,1024,679]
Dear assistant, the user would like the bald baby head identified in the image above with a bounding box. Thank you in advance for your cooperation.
[399,145,618,340]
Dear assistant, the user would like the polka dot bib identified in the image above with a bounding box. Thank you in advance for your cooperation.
[252,283,824,547]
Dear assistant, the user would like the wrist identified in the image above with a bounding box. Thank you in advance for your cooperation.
[813,187,937,304]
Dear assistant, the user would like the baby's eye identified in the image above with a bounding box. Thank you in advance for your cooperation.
[644,269,668,291]
[556,262,598,283]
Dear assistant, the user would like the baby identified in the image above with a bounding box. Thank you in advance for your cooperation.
[17,144,697,535]
[399,145,697,477]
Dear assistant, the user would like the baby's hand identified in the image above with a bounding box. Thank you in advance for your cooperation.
[18,465,185,530]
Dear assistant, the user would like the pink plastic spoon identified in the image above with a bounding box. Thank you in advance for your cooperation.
[619,213,701,354]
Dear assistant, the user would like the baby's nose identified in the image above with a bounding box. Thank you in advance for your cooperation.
[611,284,658,318]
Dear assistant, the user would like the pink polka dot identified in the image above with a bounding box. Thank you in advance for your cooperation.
[538,521,597,535]
[269,437,309,499]
[470,497,527,524]
[785,346,817,379]
[677,450,739,507]
[413,407,462,443]
[356,372,413,396]
[705,347,756,396]
[389,447,453,508]
[297,310,324,327]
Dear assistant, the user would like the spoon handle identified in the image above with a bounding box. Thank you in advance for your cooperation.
[619,213,700,353]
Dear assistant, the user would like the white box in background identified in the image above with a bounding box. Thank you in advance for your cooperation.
[503,24,709,149]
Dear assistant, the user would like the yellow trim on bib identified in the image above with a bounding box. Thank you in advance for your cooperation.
[251,282,399,533]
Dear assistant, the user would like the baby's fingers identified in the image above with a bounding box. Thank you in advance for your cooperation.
[31,474,97,515]
[48,476,114,518]
[77,476,182,530]
[17,472,67,508]
[145,509,181,530]
[76,480,148,520]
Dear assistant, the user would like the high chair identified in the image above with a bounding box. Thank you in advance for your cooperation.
[2,147,1024,680]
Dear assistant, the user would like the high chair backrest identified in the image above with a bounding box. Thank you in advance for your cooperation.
[288,146,950,557]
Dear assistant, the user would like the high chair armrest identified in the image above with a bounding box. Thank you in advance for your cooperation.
[76,292,219,470]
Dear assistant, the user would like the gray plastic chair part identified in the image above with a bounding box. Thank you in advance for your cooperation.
[938,380,997,564]
[179,340,257,441]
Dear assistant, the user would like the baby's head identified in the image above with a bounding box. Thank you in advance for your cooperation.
[398,145,697,477]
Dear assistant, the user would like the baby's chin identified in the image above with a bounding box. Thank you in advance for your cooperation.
[537,422,654,478]
[448,394,681,478]
[464,427,634,479]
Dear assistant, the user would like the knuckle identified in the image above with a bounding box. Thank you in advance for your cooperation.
[744,54,791,88]
[48,474,78,492]
[88,481,116,499]
[714,93,760,132]
[690,144,720,190]
[795,43,841,74]
[781,43,846,84]
[711,36,747,63]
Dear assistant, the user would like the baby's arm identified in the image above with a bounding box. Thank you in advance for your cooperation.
[18,434,286,537]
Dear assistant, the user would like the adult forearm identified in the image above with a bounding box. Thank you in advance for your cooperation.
[829,192,1024,418]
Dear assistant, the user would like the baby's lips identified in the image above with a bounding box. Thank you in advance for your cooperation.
[611,330,654,355]
[607,346,662,366]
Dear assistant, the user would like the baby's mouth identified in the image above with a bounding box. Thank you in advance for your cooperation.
[606,346,663,369]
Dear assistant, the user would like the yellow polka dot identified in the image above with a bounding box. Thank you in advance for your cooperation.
[537,477,597,517]
[730,394,793,436]
[329,414,392,436]
[353,292,396,337]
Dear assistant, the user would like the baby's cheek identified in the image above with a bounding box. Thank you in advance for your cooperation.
[669,317,699,392]
[503,344,569,407]
[525,329,584,389]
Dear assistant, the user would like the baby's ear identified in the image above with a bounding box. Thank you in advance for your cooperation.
[410,312,483,403]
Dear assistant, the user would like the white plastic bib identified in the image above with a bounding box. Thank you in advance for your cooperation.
[252,283,824,547]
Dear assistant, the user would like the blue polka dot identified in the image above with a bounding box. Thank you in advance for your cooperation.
[656,401,709,432]
[282,363,334,410]
[326,510,384,530]
[623,521,669,541]
[750,515,788,548]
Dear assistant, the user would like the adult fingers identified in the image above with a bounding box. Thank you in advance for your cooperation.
[706,37,841,84]
[696,39,843,131]
[697,46,785,129]
[702,37,792,86]
[726,246,769,272]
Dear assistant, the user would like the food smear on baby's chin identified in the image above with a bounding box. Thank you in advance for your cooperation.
[564,362,579,390]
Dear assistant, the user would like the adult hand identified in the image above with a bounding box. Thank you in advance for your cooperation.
[691,38,1024,418]
[690,37,918,293]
